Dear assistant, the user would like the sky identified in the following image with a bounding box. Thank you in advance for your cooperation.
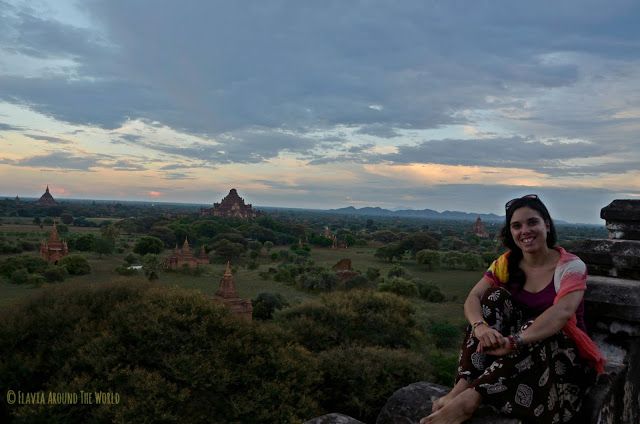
[1,0,639,224]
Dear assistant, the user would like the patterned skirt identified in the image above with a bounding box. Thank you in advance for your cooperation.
[456,287,596,424]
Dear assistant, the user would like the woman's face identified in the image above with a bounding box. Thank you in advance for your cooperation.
[509,206,550,254]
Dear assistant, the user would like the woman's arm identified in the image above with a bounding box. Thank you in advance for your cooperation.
[484,290,584,356]
[519,290,584,344]
[464,276,504,350]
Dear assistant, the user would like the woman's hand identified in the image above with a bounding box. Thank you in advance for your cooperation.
[482,336,512,356]
[474,325,504,352]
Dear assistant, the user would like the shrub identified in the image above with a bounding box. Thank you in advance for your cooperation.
[0,255,48,278]
[344,274,373,290]
[133,236,164,255]
[252,292,289,320]
[365,267,380,282]
[73,233,96,251]
[428,321,461,349]
[124,253,139,265]
[9,269,29,285]
[387,265,409,279]
[429,352,459,386]
[416,281,446,303]
[317,346,431,423]
[378,277,418,297]
[115,265,138,276]
[0,282,321,423]
[296,270,338,291]
[59,255,91,275]
[276,290,421,352]
[43,265,68,283]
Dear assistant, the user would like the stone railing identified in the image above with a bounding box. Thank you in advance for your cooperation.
[305,200,640,424]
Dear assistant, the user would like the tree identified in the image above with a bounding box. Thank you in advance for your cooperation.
[377,277,418,297]
[100,224,120,243]
[59,255,91,275]
[133,236,164,255]
[276,290,421,352]
[60,213,74,225]
[264,241,274,252]
[0,282,320,423]
[142,254,161,281]
[211,239,245,262]
[252,292,289,320]
[74,233,96,251]
[94,237,115,257]
[416,249,441,271]
[374,242,404,262]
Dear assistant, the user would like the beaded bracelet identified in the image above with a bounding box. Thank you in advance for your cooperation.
[471,319,488,337]
[508,332,525,352]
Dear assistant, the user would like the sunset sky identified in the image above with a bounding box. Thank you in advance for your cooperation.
[1,0,639,223]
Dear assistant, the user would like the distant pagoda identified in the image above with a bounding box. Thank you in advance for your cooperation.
[164,238,209,270]
[40,222,69,263]
[37,185,58,206]
[200,188,260,219]
[472,217,489,238]
[212,262,253,320]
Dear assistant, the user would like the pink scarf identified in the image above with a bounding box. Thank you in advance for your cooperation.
[485,247,606,374]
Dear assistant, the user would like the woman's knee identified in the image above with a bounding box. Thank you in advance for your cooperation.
[480,286,511,307]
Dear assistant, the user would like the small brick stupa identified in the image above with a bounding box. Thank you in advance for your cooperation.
[200,188,259,218]
[40,222,68,263]
[37,185,58,206]
[164,238,208,270]
[212,262,252,320]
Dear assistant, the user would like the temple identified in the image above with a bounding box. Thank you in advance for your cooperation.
[39,223,69,263]
[164,238,209,270]
[37,185,58,206]
[212,262,253,320]
[200,188,260,218]
[471,216,489,238]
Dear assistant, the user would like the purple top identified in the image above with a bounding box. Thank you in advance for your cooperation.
[510,278,587,332]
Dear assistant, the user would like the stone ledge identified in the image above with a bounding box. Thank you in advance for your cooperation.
[574,239,640,280]
[585,276,640,323]
[600,199,640,223]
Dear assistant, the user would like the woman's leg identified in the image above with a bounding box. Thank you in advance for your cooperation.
[433,287,517,412]
[469,321,596,423]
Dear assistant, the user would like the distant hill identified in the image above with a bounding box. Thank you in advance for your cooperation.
[326,206,504,222]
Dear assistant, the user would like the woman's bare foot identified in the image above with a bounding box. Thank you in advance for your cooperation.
[431,379,470,412]
[420,388,481,424]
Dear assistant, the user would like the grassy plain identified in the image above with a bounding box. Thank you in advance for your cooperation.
[0,224,477,329]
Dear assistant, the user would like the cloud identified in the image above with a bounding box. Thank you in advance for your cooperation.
[0,122,22,131]
[13,151,100,171]
[25,133,72,144]
[4,0,638,141]
[163,172,195,180]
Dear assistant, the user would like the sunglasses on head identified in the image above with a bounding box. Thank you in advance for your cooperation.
[505,194,539,210]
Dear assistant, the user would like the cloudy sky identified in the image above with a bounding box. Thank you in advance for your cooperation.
[1,0,639,223]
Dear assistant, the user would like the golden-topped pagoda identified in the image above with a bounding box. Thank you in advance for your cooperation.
[200,188,260,218]
[164,238,208,269]
[212,262,252,320]
[37,185,58,206]
[40,222,69,263]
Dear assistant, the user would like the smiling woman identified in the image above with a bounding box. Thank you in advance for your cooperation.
[422,195,605,424]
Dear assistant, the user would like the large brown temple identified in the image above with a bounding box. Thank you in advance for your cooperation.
[471,217,489,238]
[164,238,209,270]
[40,223,69,263]
[212,262,252,320]
[200,189,260,218]
[37,185,58,206]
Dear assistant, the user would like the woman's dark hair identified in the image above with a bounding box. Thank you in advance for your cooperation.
[499,196,557,290]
